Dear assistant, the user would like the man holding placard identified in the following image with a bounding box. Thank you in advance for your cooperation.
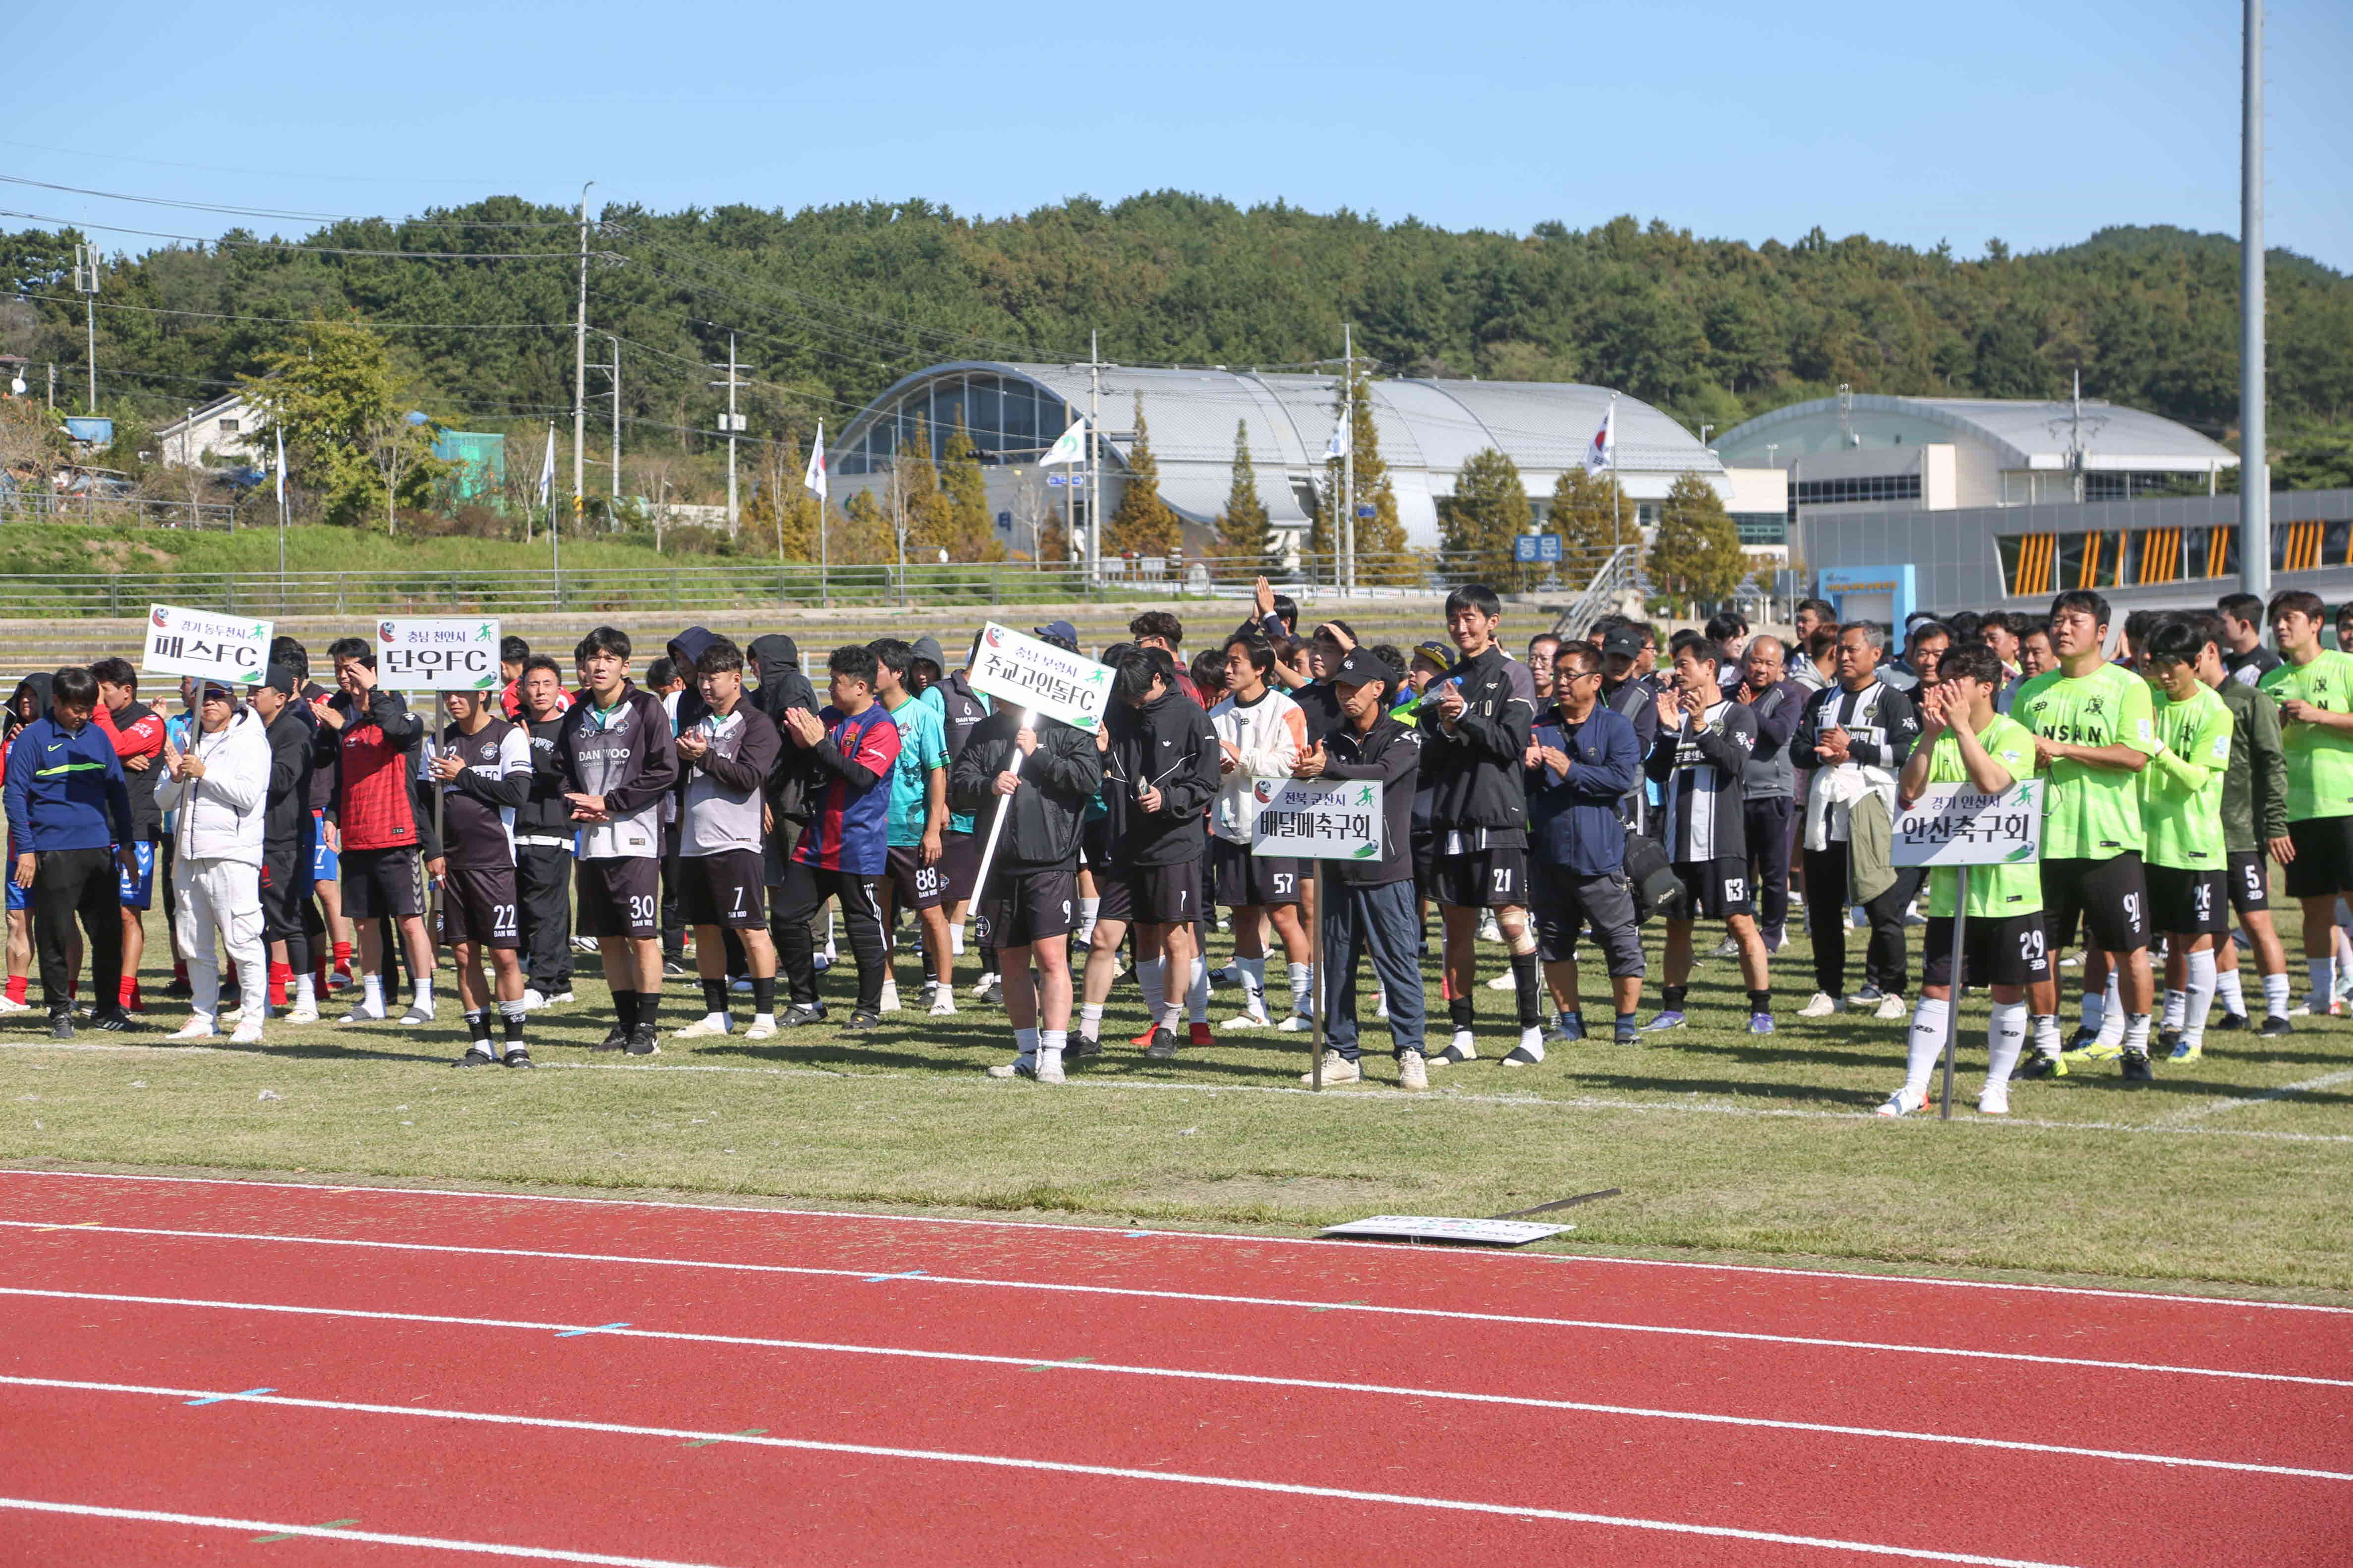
[1886,643,2048,1116]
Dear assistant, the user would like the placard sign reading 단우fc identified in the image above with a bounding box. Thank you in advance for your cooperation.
[1891,780,2044,869]
[377,617,502,692]
[1250,777,1383,862]
[965,621,1114,732]
[142,604,273,685]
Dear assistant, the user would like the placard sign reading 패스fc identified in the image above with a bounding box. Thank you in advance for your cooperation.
[1890,780,2044,868]
[1250,777,1383,862]
[965,622,1114,731]
[377,618,502,692]
[142,604,273,685]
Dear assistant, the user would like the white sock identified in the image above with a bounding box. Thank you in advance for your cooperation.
[2093,972,2125,1047]
[2215,966,2245,1018]
[294,973,315,1006]
[1239,956,1267,1014]
[2032,1013,2061,1057]
[702,1010,727,1028]
[1079,1001,1103,1041]
[2183,949,2218,1046]
[1014,1026,1038,1059]
[2308,957,2334,1006]
[2079,983,2106,1038]
[412,975,434,1009]
[2162,988,2186,1032]
[2123,1011,2152,1056]
[1287,961,1313,1017]
[1137,958,1165,1024]
[1903,996,1950,1098]
[2264,971,2291,1018]
[1186,956,1209,1024]
[1987,1000,2027,1088]
[362,974,385,1012]
[1040,1028,1065,1054]
[1076,897,1099,942]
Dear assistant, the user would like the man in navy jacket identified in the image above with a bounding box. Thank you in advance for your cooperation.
[4,666,139,1038]
[1526,640,1646,1047]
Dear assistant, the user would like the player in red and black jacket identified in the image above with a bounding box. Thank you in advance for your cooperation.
[89,657,167,1014]
[315,636,437,1026]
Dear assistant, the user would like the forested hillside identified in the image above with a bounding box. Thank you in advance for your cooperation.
[3,194,2348,482]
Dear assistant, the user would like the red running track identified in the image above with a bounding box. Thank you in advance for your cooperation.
[1,1169,2349,1568]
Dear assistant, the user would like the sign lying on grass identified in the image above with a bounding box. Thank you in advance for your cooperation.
[1892,780,2044,868]
[1320,1215,1568,1247]
[142,603,272,685]
[966,621,1113,732]
[377,617,502,692]
[1251,777,1383,862]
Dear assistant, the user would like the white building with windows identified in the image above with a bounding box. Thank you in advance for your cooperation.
[153,394,263,469]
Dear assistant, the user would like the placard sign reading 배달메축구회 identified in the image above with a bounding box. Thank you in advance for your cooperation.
[1891,780,2044,868]
[377,617,502,692]
[965,621,1114,732]
[1250,776,1383,862]
[142,604,273,685]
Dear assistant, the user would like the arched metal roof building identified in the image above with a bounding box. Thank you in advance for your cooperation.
[829,361,1722,550]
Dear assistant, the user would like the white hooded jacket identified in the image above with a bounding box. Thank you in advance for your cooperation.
[1207,685,1307,844]
[155,706,269,866]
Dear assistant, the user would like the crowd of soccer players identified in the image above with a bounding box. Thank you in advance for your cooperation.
[1,579,2342,1109]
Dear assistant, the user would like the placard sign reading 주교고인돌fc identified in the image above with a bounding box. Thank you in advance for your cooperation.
[142,604,273,685]
[965,621,1114,731]
[377,618,502,692]
[1250,777,1383,862]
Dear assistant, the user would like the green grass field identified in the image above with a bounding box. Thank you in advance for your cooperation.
[6,913,2349,1302]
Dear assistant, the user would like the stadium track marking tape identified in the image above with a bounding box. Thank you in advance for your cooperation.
[185,1386,274,1406]
[555,1322,628,1337]
[0,1395,2126,1567]
[254,1517,358,1542]
[14,1169,2347,1314]
[4,1224,2344,1385]
[3,1296,2342,1478]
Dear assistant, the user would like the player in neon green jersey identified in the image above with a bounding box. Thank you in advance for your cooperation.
[2257,588,2353,1016]
[2009,590,2159,1083]
[2142,619,2234,1061]
[1886,644,2049,1116]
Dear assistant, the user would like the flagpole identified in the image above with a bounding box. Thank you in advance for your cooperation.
[273,420,287,615]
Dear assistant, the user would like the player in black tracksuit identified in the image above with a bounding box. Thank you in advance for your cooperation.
[512,656,576,1003]
[1643,630,1774,1033]
[255,666,324,1021]
[951,705,1102,1081]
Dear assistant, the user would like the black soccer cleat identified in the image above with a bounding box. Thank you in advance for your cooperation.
[91,1009,135,1034]
[2259,1014,2295,1037]
[624,1024,661,1056]
[1066,1034,1104,1062]
[592,1021,629,1052]
[49,1011,73,1041]
[1143,1026,1179,1060]
[2120,1050,2154,1084]
[502,1047,535,1070]
[2213,1011,2249,1033]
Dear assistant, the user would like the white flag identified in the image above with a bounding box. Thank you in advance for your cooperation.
[1584,399,1616,476]
[1038,417,1087,468]
[273,424,286,511]
[1325,415,1350,460]
[537,422,556,506]
[803,421,827,500]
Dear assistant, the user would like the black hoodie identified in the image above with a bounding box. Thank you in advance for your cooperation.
[666,625,720,739]
[748,634,823,825]
[948,711,1102,873]
[1101,688,1218,868]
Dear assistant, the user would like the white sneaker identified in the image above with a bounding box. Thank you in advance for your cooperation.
[169,1017,217,1040]
[219,1004,246,1024]
[1977,1082,2011,1115]
[986,1054,1036,1079]
[283,1001,319,1025]
[1500,1027,1547,1066]
[522,988,548,1010]
[969,972,998,998]
[928,991,957,1017]
[1225,1007,1272,1030]
[1430,1029,1477,1066]
[1035,1047,1065,1085]
[549,991,575,1004]
[1478,915,1503,944]
[0,994,27,1013]
[879,979,901,1013]
[573,936,598,953]
[672,1016,732,1039]
[230,1018,265,1045]
[1397,1051,1428,1090]
[744,1015,777,1041]
[1485,970,1516,991]
[1274,1012,1314,1033]
[1876,1087,1928,1117]
[1374,991,1389,1020]
[1874,993,1908,1021]
[1797,992,1840,1019]
[398,1000,435,1026]
[1711,935,1741,961]
[1300,1050,1360,1085]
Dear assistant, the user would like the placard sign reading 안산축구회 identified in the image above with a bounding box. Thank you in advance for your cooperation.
[965,621,1114,732]
[377,617,502,692]
[142,604,273,685]
[1891,780,2044,868]
[1250,777,1383,862]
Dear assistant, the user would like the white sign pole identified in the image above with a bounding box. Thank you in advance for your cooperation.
[1940,867,1967,1120]
[1310,857,1325,1092]
[958,707,1032,946]
[1891,781,2040,1123]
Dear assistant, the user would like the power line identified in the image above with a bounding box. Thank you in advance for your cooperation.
[0,137,528,186]
[0,173,582,227]
[0,209,580,260]
[11,290,573,332]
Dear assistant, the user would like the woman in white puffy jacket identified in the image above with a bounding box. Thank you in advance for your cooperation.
[154,684,271,1041]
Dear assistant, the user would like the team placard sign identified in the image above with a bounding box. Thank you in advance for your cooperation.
[1250,777,1382,862]
[965,621,1113,732]
[378,617,502,692]
[142,603,272,685]
[1892,780,2044,868]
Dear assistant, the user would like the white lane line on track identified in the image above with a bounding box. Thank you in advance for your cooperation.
[2159,1068,2353,1123]
[11,1167,2348,1315]
[0,1387,2103,1568]
[4,1288,2339,1481]
[6,1220,2346,1387]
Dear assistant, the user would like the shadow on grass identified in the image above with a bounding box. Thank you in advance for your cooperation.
[1565,1069,1875,1107]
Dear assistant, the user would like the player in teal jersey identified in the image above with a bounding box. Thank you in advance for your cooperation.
[2258,589,2353,1015]
[1887,644,2050,1115]
[2142,620,2235,1061]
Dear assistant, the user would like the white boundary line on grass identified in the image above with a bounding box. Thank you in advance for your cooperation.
[2158,1069,2353,1123]
[5,1286,2339,1481]
[9,1168,2350,1316]
[5,1219,2345,1387]
[0,1383,2109,1568]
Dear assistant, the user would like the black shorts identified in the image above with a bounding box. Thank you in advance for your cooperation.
[1670,858,1754,921]
[258,845,309,942]
[1212,838,1304,908]
[976,867,1079,950]
[681,849,767,929]
[885,845,946,911]
[1097,859,1203,927]
[2227,849,2272,916]
[440,866,520,949]
[1411,827,1437,902]
[2040,854,2149,954]
[1922,912,2051,989]
[341,845,426,921]
[1080,817,1111,871]
[1530,871,1640,965]
[1433,846,1529,910]
[938,830,981,905]
[2284,816,2353,901]
[576,855,659,939]
[2147,864,2228,935]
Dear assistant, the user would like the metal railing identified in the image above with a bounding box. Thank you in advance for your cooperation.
[1550,544,1643,638]
[1,491,243,529]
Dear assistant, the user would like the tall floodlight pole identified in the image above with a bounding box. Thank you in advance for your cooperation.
[573,182,593,548]
[2239,0,2269,597]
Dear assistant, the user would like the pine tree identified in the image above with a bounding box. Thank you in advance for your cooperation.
[1310,366,1412,585]
[893,416,957,559]
[1215,418,1278,573]
[1439,447,1532,585]
[939,415,1005,561]
[837,487,897,565]
[1645,471,1751,611]
[1104,393,1180,558]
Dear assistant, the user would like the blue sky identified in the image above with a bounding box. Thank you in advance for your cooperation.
[6,0,2348,270]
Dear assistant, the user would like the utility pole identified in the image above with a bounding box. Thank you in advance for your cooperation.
[708,333,746,531]
[572,182,593,546]
[47,362,55,410]
[1340,323,1356,596]
[2240,0,2269,597]
[72,243,99,412]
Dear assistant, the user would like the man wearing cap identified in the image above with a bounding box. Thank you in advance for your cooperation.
[156,680,272,1042]
[1293,649,1426,1085]
[253,665,324,1024]
[1598,625,1661,835]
